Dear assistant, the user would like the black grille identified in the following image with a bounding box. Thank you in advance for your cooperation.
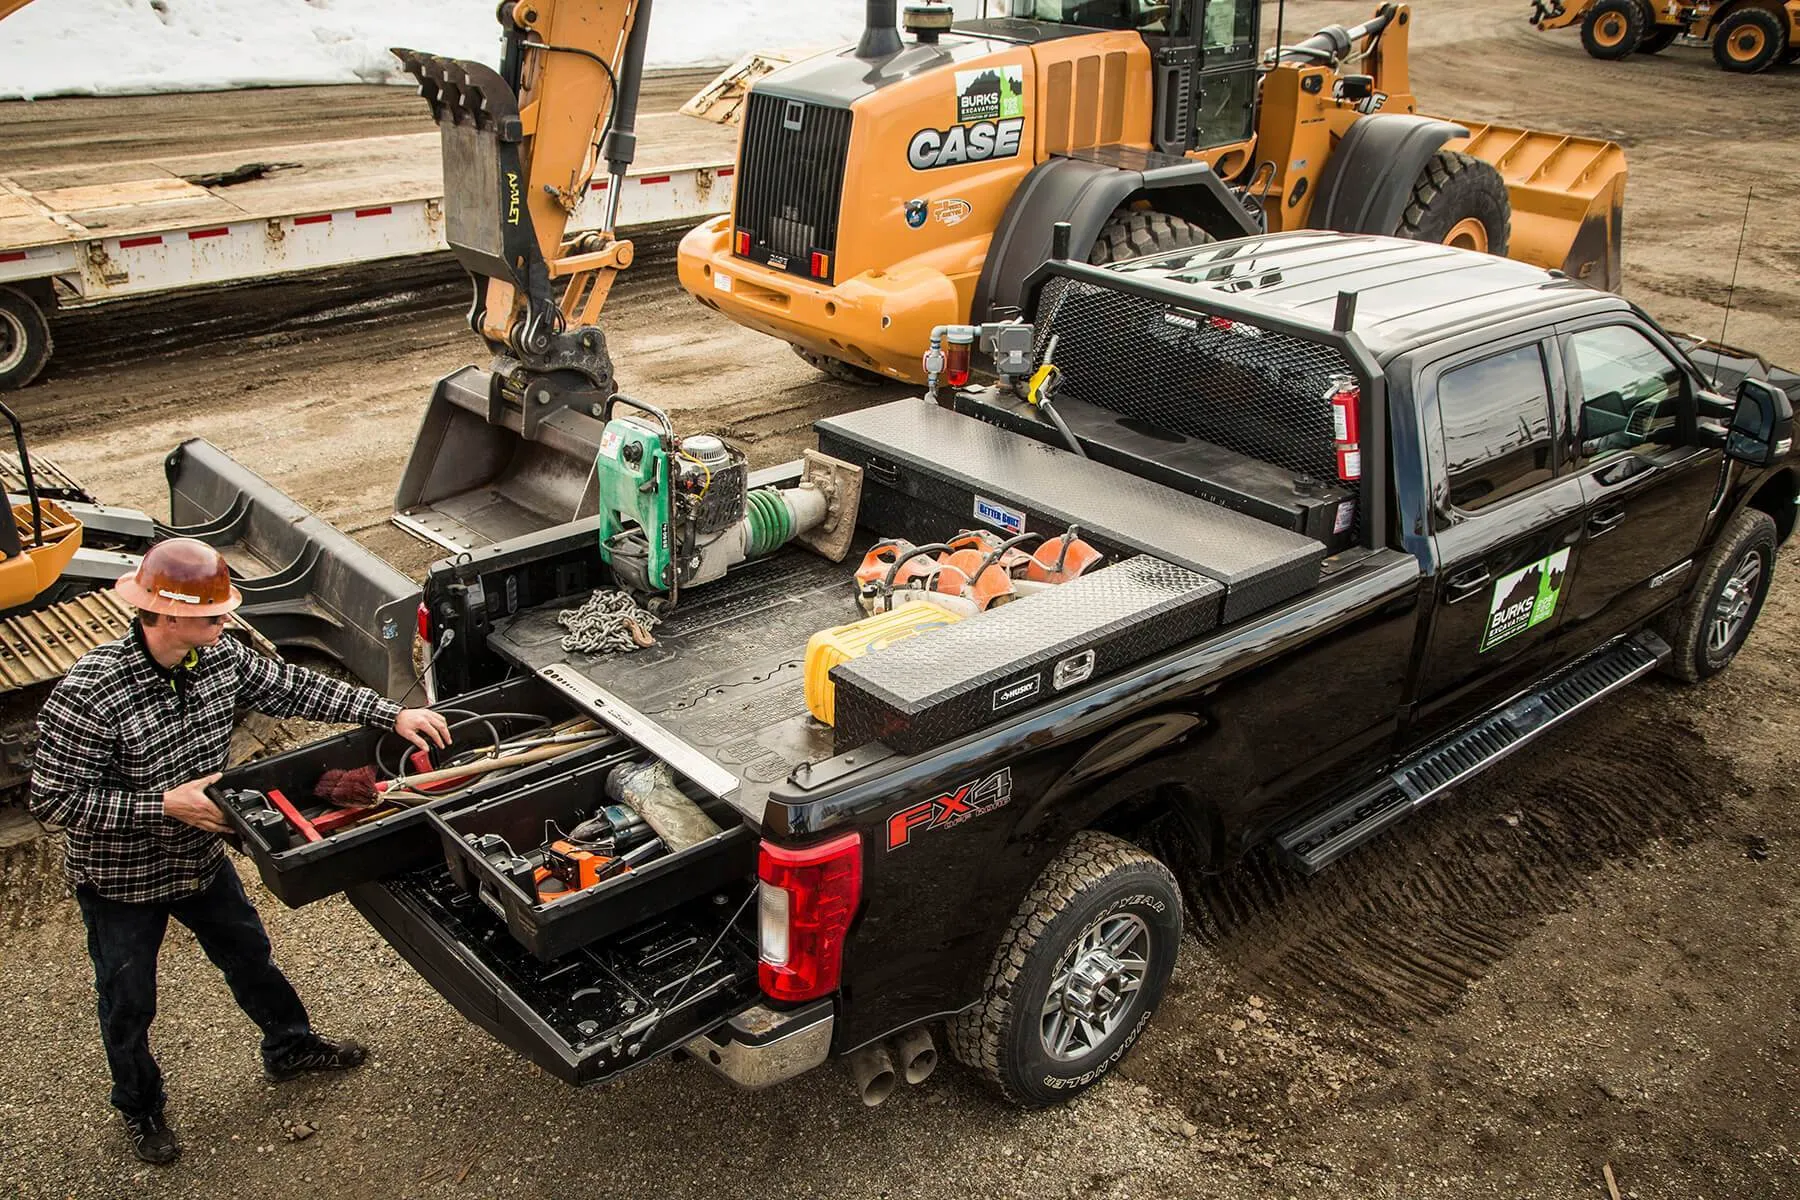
[733,92,853,284]
[1034,274,1361,529]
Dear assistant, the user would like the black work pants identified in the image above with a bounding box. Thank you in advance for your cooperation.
[75,859,312,1120]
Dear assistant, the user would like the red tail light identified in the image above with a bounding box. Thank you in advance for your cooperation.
[416,600,431,642]
[1329,383,1362,482]
[810,251,830,279]
[757,832,861,1003]
[734,229,751,257]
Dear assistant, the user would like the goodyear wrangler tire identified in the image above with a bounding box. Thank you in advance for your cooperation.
[1395,150,1512,258]
[1712,7,1787,72]
[1581,0,1645,57]
[1661,507,1777,684]
[1087,210,1212,266]
[946,830,1181,1108]
[0,287,51,391]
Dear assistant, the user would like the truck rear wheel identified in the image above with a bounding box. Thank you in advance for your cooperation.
[0,287,52,391]
[1582,0,1646,57]
[1712,7,1787,72]
[1661,507,1777,683]
[1087,210,1212,266]
[946,830,1181,1108]
[1394,150,1512,258]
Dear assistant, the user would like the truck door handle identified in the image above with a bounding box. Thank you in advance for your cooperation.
[1446,566,1491,603]
[1588,507,1626,537]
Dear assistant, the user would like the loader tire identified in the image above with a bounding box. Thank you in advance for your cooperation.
[1581,0,1645,57]
[790,344,887,387]
[946,830,1182,1108]
[1086,210,1212,266]
[1640,23,1679,52]
[1660,507,1777,684]
[0,287,51,392]
[1394,150,1512,258]
[1713,7,1786,72]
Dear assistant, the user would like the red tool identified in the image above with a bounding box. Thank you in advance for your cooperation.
[266,788,322,844]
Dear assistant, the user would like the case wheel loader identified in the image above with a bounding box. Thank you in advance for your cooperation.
[1533,0,1800,73]
[676,0,1631,384]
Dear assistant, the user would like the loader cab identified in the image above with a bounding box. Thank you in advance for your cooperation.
[987,1,1261,155]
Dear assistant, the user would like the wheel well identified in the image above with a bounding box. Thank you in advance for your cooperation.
[0,279,54,312]
[1713,0,1787,24]
[1090,782,1222,872]
[1748,471,1797,544]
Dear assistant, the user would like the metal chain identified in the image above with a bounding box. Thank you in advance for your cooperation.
[556,589,660,654]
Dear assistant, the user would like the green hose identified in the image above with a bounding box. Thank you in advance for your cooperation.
[744,489,793,558]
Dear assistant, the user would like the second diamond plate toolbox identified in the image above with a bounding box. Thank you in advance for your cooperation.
[830,555,1222,755]
[816,398,1324,623]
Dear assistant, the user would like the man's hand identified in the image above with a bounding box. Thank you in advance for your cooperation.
[394,708,453,754]
[163,774,230,833]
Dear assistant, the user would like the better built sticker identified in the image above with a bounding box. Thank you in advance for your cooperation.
[956,65,1025,124]
[1480,548,1570,652]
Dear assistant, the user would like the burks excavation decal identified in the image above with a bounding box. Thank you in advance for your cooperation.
[907,63,1027,171]
[1481,547,1569,652]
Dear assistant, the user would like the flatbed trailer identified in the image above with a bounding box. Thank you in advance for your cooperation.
[0,110,736,387]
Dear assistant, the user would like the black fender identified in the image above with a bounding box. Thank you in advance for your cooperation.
[972,151,1261,322]
[1308,113,1470,237]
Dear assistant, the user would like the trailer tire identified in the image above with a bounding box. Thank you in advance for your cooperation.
[946,830,1182,1108]
[1661,507,1777,683]
[1713,7,1787,71]
[1086,210,1211,266]
[0,287,52,391]
[1394,150,1512,258]
[1582,0,1646,56]
[790,344,887,387]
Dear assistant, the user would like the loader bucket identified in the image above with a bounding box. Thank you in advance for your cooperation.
[1448,122,1628,292]
[163,439,421,700]
[390,365,605,552]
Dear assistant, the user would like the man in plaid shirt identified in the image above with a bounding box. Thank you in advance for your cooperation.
[30,539,451,1166]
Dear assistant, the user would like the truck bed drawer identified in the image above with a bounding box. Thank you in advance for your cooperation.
[211,677,627,907]
[348,864,758,1085]
[432,757,757,960]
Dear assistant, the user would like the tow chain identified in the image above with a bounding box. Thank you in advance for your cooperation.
[556,590,661,654]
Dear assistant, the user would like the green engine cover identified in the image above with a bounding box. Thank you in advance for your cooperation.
[594,416,673,588]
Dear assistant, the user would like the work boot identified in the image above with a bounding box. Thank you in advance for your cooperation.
[263,1035,368,1083]
[122,1111,180,1166]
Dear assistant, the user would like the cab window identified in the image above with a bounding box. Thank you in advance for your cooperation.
[1567,325,1685,462]
[1005,0,1188,32]
[1437,343,1556,512]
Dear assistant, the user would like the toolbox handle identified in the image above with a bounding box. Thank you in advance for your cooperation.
[866,456,902,487]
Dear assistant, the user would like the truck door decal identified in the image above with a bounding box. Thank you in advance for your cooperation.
[886,767,1014,850]
[1481,547,1571,651]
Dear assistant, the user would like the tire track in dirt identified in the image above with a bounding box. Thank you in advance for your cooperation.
[1183,690,1733,1036]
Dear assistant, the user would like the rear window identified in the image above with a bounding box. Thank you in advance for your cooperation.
[1437,344,1555,512]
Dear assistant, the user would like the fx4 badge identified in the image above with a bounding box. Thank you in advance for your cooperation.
[887,767,1013,850]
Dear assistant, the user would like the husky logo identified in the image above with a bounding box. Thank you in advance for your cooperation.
[905,199,928,228]
[907,118,1025,171]
[886,767,1014,850]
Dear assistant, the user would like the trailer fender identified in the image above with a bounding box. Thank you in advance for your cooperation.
[972,154,1261,322]
[1308,114,1469,238]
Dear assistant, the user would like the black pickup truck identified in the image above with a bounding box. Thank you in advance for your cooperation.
[211,230,1795,1109]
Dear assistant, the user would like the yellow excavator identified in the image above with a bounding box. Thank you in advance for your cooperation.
[676,0,1630,384]
[1532,0,1800,72]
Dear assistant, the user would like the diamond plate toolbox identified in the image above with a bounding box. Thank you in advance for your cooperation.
[816,398,1324,623]
[830,556,1222,755]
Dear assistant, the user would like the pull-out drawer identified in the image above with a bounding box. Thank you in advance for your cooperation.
[348,863,759,1085]
[212,677,627,906]
[432,756,756,961]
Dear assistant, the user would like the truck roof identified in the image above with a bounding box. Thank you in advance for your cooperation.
[1104,231,1631,361]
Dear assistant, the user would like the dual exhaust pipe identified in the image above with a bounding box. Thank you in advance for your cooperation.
[846,1026,937,1106]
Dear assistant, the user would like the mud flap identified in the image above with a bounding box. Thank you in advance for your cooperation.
[163,439,421,700]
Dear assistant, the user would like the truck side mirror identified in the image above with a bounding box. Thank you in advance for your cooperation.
[1726,378,1793,467]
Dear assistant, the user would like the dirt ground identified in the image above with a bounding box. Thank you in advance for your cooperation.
[2,3,1798,1197]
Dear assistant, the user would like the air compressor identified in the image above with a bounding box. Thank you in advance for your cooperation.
[593,397,862,601]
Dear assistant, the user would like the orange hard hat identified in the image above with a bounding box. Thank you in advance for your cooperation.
[114,538,243,617]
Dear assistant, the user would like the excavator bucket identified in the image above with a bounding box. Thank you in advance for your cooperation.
[163,439,421,699]
[1448,121,1628,292]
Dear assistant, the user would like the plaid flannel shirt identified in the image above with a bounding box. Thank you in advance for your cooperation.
[29,626,401,904]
